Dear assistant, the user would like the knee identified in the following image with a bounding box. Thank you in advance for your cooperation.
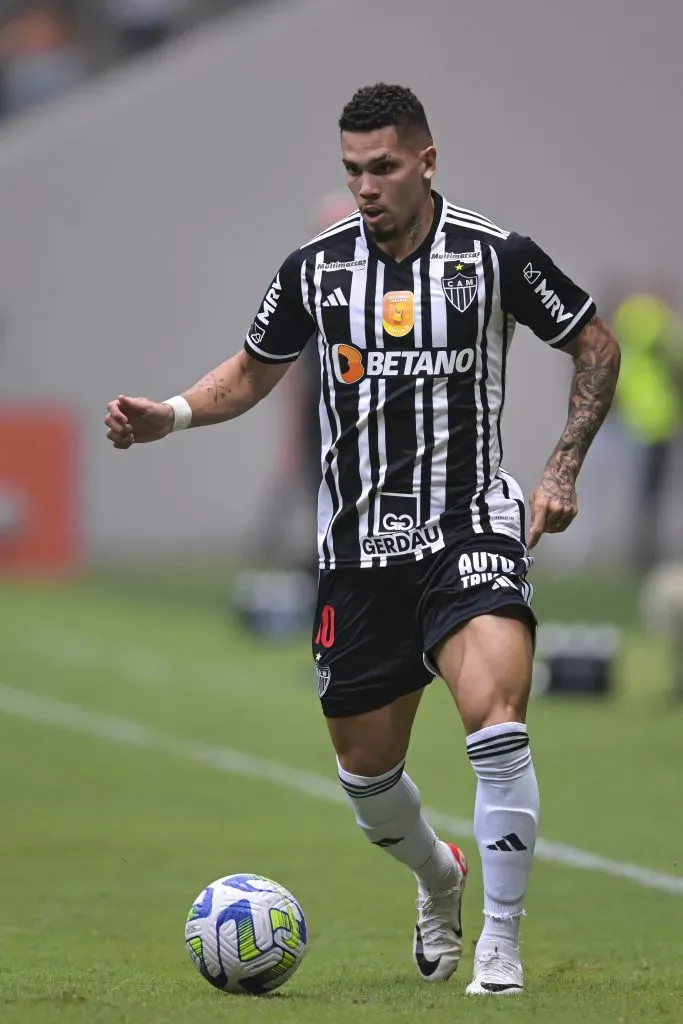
[462,699,527,737]
[328,694,418,778]
[336,747,402,778]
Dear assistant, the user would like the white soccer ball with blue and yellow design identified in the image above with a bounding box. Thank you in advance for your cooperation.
[185,874,308,995]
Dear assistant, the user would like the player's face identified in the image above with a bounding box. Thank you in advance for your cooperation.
[341,127,435,243]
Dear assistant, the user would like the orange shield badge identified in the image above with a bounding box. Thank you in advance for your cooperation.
[383,291,415,338]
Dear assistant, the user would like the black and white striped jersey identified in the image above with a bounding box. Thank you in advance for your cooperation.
[245,192,595,569]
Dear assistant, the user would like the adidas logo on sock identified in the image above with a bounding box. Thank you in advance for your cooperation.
[486,832,528,852]
[322,287,348,308]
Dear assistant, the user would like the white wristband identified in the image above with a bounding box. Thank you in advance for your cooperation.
[163,395,193,431]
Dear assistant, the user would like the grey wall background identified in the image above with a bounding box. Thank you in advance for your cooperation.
[0,0,681,563]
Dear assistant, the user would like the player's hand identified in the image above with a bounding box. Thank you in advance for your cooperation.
[105,395,175,449]
[527,465,578,549]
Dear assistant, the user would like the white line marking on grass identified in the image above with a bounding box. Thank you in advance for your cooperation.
[1,684,681,896]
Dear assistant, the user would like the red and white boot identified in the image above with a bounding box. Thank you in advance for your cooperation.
[413,843,468,981]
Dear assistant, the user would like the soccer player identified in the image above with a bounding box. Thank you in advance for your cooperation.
[105,84,620,995]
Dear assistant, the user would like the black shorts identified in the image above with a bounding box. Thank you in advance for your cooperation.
[312,533,536,718]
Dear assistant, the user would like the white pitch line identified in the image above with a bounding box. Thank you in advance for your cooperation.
[0,684,681,897]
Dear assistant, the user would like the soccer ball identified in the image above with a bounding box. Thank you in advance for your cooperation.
[184,874,307,995]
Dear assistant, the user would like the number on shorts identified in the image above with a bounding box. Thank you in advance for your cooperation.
[315,604,336,648]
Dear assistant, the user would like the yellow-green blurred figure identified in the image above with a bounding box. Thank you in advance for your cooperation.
[612,292,683,570]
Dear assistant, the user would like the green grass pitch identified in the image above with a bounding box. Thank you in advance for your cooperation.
[0,572,681,1023]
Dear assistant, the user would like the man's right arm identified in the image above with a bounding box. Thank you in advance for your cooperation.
[105,351,289,448]
[175,349,291,426]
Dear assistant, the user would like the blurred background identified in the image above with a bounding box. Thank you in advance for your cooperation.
[1,0,682,678]
[0,0,681,567]
[0,4,682,1017]
[0,0,680,560]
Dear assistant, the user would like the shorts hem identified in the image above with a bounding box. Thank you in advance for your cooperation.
[320,674,433,719]
[423,598,537,676]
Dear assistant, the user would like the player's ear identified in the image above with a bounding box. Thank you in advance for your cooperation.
[421,146,437,182]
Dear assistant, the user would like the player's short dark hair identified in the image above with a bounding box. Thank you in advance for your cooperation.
[339,83,432,143]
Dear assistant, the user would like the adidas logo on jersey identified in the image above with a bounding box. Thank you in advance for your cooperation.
[322,287,348,308]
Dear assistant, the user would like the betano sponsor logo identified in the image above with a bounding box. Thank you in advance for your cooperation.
[331,344,475,384]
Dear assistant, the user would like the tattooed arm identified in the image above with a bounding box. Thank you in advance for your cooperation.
[173,350,290,427]
[105,351,290,448]
[527,315,621,548]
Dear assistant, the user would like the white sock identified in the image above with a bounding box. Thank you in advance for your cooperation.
[466,722,539,951]
[337,759,455,894]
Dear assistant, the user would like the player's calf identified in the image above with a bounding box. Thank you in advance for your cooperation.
[337,758,456,891]
[337,759,469,980]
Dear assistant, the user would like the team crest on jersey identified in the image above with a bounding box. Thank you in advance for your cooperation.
[442,273,477,313]
[383,291,414,337]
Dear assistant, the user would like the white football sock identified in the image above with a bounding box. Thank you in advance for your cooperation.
[337,759,455,894]
[466,722,539,951]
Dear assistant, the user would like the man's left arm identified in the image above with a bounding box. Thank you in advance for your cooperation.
[496,231,621,549]
[527,314,621,548]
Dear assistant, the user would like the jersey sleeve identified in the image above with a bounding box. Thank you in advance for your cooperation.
[498,232,596,348]
[244,251,315,364]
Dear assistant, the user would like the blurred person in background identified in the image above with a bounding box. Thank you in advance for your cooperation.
[106,0,185,58]
[105,83,620,998]
[612,289,683,572]
[0,1,85,119]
